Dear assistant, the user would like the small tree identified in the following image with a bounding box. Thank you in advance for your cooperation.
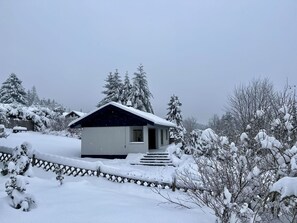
[166,95,186,146]
[5,142,35,211]
[54,164,64,186]
[0,73,28,105]
[228,78,277,135]
[2,142,32,176]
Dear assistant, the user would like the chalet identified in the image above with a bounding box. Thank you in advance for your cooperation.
[69,102,175,158]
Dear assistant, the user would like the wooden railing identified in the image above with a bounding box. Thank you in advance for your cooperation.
[0,149,186,192]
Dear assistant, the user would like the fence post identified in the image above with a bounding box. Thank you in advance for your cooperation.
[172,174,176,192]
[32,154,36,167]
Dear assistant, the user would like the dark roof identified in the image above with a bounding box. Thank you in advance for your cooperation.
[69,102,175,128]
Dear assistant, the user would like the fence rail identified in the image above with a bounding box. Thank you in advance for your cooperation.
[0,149,187,192]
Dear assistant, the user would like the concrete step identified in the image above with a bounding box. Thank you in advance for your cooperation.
[141,157,170,160]
[147,152,169,156]
[131,163,174,167]
[143,155,169,158]
[130,151,174,167]
[140,160,172,164]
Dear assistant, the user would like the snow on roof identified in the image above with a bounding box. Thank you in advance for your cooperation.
[64,111,86,118]
[69,102,176,128]
[72,111,86,117]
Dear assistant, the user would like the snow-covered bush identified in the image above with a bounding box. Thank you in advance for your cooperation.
[0,124,9,138]
[0,103,80,136]
[177,129,267,222]
[176,107,297,222]
[5,173,35,211]
[54,164,64,186]
[0,103,55,131]
[2,142,32,176]
[4,142,36,211]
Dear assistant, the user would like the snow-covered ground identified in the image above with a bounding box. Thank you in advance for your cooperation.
[0,169,215,223]
[0,130,215,222]
[0,130,81,158]
[0,130,177,183]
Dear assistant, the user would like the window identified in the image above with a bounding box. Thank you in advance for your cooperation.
[161,129,164,145]
[130,127,144,142]
[165,129,168,140]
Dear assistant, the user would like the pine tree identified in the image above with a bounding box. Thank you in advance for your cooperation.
[120,72,133,105]
[166,95,186,145]
[0,73,28,105]
[130,64,154,113]
[97,70,123,107]
[27,86,40,106]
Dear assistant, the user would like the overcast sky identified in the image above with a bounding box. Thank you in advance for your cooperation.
[0,1,296,124]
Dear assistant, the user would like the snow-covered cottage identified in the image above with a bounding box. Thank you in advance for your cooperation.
[69,102,175,158]
[64,110,86,119]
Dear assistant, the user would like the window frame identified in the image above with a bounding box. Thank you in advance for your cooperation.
[130,126,144,143]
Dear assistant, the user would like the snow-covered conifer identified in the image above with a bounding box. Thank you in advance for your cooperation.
[5,172,35,211]
[120,72,133,106]
[97,70,123,107]
[130,64,154,113]
[5,142,35,211]
[166,95,186,145]
[13,142,32,175]
[27,86,40,106]
[2,142,32,176]
[0,73,28,105]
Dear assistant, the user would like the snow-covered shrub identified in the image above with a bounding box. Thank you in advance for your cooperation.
[54,164,64,186]
[177,130,267,222]
[176,112,297,222]
[0,124,9,138]
[5,173,35,211]
[2,142,32,176]
[0,103,56,131]
[4,142,35,211]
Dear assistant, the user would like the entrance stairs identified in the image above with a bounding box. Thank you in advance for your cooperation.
[131,152,174,167]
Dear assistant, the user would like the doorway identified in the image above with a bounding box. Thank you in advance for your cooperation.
[148,129,156,150]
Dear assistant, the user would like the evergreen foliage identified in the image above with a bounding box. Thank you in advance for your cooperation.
[97,70,123,107]
[130,64,154,113]
[0,73,28,105]
[166,95,186,145]
[97,65,154,113]
[5,142,35,211]
[121,72,133,106]
[27,86,40,106]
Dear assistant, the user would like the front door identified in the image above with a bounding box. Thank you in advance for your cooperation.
[148,129,156,150]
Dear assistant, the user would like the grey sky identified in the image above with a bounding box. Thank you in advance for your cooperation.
[0,1,296,124]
